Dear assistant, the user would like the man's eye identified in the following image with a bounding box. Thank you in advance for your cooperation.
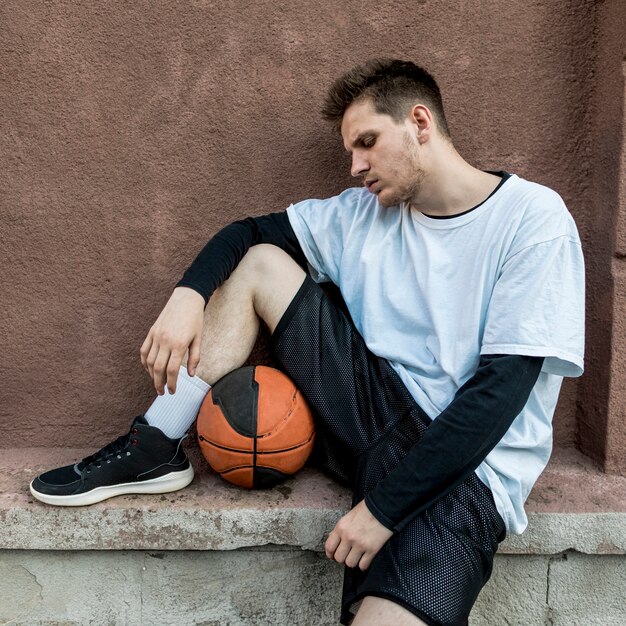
[363,138,375,148]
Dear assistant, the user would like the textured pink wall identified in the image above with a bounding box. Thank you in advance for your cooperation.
[575,0,626,474]
[0,1,615,455]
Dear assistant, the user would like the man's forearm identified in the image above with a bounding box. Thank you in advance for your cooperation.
[365,354,545,532]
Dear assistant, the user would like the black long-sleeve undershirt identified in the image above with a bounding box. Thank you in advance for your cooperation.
[365,353,544,532]
[176,212,307,305]
[178,212,545,530]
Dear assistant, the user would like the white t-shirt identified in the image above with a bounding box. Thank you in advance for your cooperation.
[286,173,585,534]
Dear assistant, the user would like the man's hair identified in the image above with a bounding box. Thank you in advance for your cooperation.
[322,58,451,139]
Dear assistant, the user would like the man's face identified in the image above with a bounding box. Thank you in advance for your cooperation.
[341,99,425,207]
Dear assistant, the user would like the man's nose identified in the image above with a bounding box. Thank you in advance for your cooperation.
[351,153,369,177]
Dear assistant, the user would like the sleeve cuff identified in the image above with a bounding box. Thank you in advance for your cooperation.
[364,493,398,532]
[175,281,209,308]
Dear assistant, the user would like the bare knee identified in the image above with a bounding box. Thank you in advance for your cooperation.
[237,244,297,277]
[351,596,427,626]
[223,244,302,297]
[234,244,306,332]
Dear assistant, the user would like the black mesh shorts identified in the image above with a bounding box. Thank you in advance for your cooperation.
[271,277,506,626]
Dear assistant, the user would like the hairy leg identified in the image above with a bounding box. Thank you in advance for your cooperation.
[351,596,428,626]
[191,244,306,385]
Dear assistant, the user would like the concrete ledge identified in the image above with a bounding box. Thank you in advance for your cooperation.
[0,447,349,552]
[501,447,626,555]
[2,446,626,625]
[1,446,625,554]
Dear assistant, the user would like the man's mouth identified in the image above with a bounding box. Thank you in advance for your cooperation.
[365,179,379,193]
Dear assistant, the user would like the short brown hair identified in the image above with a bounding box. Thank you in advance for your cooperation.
[322,58,451,139]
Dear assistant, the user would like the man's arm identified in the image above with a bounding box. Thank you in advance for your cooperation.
[176,212,307,305]
[326,353,544,570]
[140,212,305,394]
[364,353,545,531]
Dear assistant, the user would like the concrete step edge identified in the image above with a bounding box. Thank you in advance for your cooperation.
[1,446,625,555]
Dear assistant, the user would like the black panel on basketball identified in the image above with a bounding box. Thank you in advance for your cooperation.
[211,366,259,438]
[255,467,290,489]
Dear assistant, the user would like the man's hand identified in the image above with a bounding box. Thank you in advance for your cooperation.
[140,287,206,395]
[325,499,393,571]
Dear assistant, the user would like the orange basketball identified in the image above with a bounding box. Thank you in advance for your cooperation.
[197,365,315,488]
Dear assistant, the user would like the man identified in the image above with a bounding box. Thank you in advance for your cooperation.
[30,59,585,625]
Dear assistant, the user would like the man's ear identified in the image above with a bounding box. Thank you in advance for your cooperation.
[409,104,434,144]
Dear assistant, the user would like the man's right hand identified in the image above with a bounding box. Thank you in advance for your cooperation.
[140,287,206,395]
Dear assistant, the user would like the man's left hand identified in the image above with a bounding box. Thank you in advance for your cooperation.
[325,499,394,571]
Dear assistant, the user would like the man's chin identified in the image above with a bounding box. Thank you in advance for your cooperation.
[376,190,402,208]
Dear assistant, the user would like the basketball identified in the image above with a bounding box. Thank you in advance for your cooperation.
[196,365,315,488]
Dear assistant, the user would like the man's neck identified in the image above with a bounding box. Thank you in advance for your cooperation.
[409,149,501,217]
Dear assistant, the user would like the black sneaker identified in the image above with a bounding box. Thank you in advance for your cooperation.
[29,416,194,506]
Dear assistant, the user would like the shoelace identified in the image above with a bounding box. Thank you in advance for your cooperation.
[77,419,141,471]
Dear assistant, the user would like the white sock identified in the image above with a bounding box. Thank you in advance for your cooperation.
[144,366,211,439]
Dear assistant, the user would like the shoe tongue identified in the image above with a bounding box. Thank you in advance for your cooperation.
[134,415,149,427]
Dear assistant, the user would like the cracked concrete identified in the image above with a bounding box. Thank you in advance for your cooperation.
[471,551,626,626]
[1,550,624,625]
[0,552,142,624]
[544,553,568,626]
[0,561,43,624]
[547,552,626,625]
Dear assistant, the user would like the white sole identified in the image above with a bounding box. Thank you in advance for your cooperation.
[29,465,195,507]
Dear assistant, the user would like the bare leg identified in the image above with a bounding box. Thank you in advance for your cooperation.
[28,244,305,506]
[191,244,306,385]
[351,596,428,626]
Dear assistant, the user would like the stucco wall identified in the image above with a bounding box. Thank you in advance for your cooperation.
[578,0,626,474]
[0,1,617,452]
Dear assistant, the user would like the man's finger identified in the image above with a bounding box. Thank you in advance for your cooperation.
[166,350,184,394]
[153,348,171,395]
[344,547,365,569]
[332,539,351,565]
[187,336,201,378]
[358,553,373,571]
[140,333,153,371]
[325,532,340,560]
[146,340,160,379]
